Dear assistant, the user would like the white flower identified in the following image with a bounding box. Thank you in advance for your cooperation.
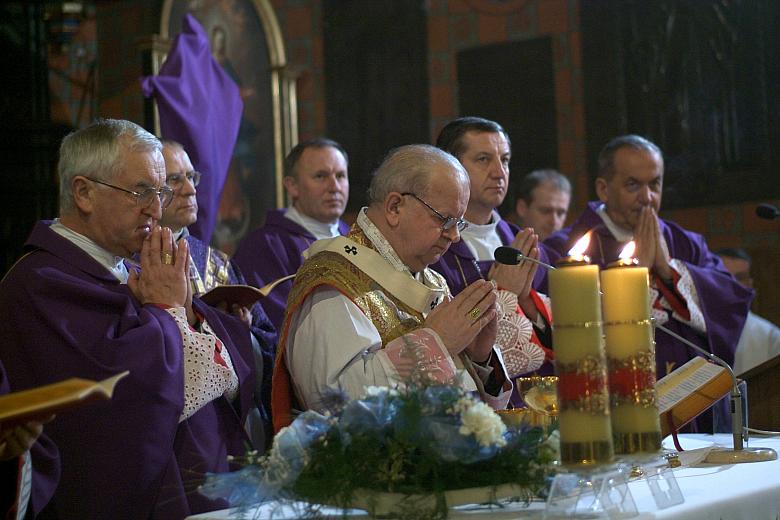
[364,385,398,397]
[458,400,507,448]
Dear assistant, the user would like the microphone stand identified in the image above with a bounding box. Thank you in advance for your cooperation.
[654,322,777,463]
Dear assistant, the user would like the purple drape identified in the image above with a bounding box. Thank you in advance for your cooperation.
[141,13,242,244]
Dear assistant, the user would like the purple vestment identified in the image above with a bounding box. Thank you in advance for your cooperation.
[186,233,276,449]
[539,202,752,431]
[430,218,555,399]
[232,209,350,331]
[141,14,242,245]
[431,219,519,296]
[0,222,255,518]
[0,361,60,518]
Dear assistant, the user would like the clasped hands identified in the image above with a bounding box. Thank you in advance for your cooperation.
[633,206,673,281]
[425,279,499,363]
[488,228,540,321]
[128,226,252,326]
[128,226,195,323]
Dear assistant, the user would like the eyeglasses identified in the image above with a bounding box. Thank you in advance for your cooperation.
[85,177,174,209]
[166,170,202,191]
[401,192,468,232]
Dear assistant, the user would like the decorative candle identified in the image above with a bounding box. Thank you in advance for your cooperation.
[601,242,662,457]
[549,233,614,466]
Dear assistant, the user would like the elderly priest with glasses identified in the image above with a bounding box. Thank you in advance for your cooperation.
[272,144,512,431]
[159,139,277,450]
[0,119,257,518]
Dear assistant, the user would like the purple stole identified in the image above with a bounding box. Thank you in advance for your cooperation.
[232,209,350,330]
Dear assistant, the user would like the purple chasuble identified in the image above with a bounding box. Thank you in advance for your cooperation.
[141,14,242,245]
[431,218,554,401]
[0,222,255,518]
[539,202,752,432]
[186,232,277,449]
[232,209,350,331]
[0,361,60,518]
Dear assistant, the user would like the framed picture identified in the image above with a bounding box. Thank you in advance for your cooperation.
[159,0,296,254]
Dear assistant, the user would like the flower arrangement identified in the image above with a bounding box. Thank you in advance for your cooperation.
[200,383,558,519]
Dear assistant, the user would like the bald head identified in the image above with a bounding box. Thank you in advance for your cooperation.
[160,140,198,232]
[367,144,469,205]
[366,145,469,272]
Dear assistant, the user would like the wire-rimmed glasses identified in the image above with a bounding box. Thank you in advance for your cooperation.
[401,192,468,232]
[85,177,174,209]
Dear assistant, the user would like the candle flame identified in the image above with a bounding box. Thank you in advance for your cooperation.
[568,232,591,257]
[619,241,636,259]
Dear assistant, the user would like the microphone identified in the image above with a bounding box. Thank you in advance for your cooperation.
[756,204,780,220]
[494,246,556,270]
[654,322,777,463]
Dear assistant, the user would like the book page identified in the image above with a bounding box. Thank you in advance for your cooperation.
[657,357,727,414]
[0,371,129,425]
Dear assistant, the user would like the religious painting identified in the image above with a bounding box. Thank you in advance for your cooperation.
[161,0,288,254]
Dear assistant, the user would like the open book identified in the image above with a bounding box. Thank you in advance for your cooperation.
[0,371,129,426]
[199,284,264,308]
[656,356,732,436]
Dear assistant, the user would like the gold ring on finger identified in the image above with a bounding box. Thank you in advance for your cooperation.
[161,252,174,265]
[468,307,482,321]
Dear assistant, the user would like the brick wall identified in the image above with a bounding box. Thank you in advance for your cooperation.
[426,0,588,214]
[271,0,325,140]
[86,0,778,320]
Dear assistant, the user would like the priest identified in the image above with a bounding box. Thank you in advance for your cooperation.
[0,119,256,518]
[272,144,512,431]
[160,139,276,449]
[538,134,752,432]
[232,138,351,330]
[431,117,554,389]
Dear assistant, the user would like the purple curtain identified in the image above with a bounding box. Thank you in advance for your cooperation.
[141,13,243,244]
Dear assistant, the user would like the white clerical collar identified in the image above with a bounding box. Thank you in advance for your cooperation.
[50,219,129,283]
[595,204,634,242]
[356,208,425,282]
[173,227,188,241]
[461,210,503,261]
[284,206,341,240]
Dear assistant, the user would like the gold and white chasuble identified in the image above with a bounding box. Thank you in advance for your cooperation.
[271,210,512,431]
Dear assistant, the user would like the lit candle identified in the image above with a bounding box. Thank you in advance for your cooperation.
[549,233,614,466]
[601,242,661,457]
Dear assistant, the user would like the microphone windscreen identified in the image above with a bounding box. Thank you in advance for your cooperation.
[756,204,779,220]
[494,246,520,265]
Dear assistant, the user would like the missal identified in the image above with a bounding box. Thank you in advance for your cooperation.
[656,356,732,436]
[199,284,264,308]
[0,371,129,426]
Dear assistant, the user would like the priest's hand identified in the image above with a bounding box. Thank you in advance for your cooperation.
[488,228,539,320]
[634,207,672,280]
[0,415,53,461]
[216,301,252,327]
[465,303,499,363]
[425,279,498,356]
[129,226,189,309]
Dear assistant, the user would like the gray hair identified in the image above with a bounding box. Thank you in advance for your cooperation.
[367,144,468,204]
[597,134,663,181]
[517,169,571,205]
[58,119,161,214]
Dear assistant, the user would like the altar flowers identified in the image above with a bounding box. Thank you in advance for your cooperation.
[200,382,557,518]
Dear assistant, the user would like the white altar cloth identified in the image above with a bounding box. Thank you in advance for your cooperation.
[188,434,780,520]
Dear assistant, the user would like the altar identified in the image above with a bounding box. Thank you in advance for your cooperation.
[188,434,780,519]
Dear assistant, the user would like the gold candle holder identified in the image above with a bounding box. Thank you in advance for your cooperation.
[601,244,662,457]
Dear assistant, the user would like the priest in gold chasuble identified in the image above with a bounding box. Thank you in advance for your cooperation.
[272,145,512,431]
